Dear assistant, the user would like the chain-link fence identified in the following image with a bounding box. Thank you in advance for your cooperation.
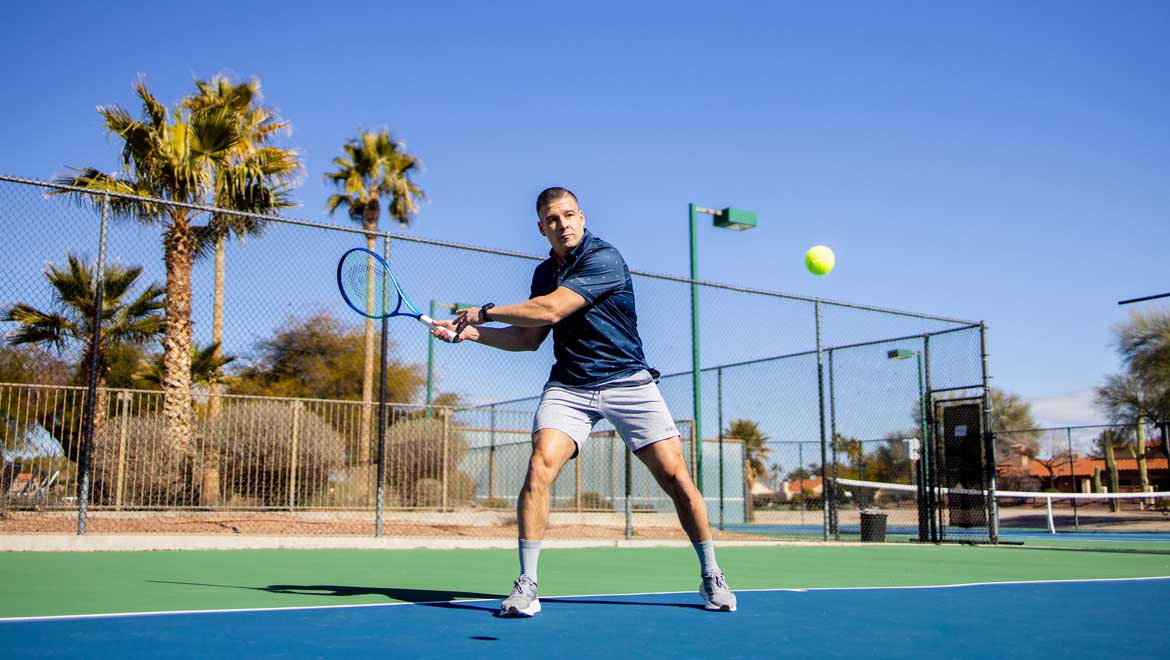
[994,421,1170,534]
[0,174,991,541]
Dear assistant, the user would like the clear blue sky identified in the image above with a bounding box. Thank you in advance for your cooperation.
[2,0,1167,429]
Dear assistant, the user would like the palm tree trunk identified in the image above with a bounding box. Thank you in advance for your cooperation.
[358,205,379,466]
[201,234,226,506]
[162,216,196,500]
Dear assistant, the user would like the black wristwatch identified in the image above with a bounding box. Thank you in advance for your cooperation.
[480,303,496,322]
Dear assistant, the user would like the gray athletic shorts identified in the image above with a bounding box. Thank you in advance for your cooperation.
[533,370,680,456]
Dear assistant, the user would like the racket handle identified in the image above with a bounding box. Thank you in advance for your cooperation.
[418,314,458,343]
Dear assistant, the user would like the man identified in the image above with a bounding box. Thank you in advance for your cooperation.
[433,187,736,617]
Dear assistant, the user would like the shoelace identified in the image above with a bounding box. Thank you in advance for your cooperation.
[705,573,728,590]
[512,577,537,597]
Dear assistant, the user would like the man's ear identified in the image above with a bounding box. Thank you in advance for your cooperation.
[536,220,546,237]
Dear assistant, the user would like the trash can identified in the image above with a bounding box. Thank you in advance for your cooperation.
[859,509,887,542]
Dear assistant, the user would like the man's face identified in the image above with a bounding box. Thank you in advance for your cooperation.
[537,196,586,256]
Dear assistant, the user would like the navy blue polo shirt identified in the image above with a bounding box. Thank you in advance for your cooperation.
[530,230,649,387]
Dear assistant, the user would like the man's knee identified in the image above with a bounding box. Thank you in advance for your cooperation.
[525,449,564,490]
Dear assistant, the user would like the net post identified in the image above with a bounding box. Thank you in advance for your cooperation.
[77,192,110,536]
[815,301,829,541]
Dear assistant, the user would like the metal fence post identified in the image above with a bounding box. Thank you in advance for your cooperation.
[815,301,829,541]
[77,192,110,536]
[924,334,940,542]
[980,322,999,544]
[717,367,724,530]
[488,405,497,500]
[624,447,633,539]
[114,391,130,511]
[828,349,839,539]
[289,401,301,511]
[375,234,392,537]
[442,412,449,510]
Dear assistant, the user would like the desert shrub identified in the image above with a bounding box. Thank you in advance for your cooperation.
[448,470,477,506]
[579,491,612,510]
[92,413,192,506]
[383,416,467,507]
[208,400,345,506]
[414,478,442,507]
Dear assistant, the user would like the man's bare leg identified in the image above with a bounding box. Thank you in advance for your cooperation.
[635,436,711,542]
[501,429,577,617]
[636,436,737,611]
[518,429,578,540]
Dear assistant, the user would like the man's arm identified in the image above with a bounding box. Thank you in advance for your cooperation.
[445,324,550,352]
[458,286,589,329]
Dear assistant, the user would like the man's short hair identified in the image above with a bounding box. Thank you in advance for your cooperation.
[536,187,578,216]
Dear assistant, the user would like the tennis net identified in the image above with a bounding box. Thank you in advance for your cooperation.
[835,477,1170,537]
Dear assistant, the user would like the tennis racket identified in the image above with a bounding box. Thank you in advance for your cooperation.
[336,247,459,342]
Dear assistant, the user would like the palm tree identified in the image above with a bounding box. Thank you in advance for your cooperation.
[182,75,301,506]
[3,253,164,496]
[324,128,425,463]
[134,342,236,389]
[183,75,301,417]
[53,78,242,472]
[724,419,771,487]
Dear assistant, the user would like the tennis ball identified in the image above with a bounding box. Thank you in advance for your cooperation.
[805,245,835,275]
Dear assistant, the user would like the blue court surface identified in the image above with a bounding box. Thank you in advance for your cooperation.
[4,577,1167,659]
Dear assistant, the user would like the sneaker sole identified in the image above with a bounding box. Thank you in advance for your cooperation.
[500,599,541,617]
[704,603,737,612]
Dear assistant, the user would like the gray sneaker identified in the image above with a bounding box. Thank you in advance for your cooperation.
[699,572,737,612]
[500,575,540,617]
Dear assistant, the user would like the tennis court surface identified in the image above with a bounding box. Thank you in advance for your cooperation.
[3,542,1168,658]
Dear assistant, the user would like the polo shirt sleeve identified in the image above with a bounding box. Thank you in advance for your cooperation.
[530,262,550,299]
[559,247,625,303]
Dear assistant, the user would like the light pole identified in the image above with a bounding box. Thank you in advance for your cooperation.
[690,203,757,493]
[427,300,474,418]
[888,348,930,542]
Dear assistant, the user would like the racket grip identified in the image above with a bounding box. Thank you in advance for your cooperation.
[418,314,458,343]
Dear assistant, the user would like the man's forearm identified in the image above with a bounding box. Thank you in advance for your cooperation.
[487,298,560,327]
[471,325,541,351]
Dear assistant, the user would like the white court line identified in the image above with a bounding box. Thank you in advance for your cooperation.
[3,575,1168,624]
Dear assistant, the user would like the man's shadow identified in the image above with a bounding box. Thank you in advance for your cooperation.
[148,580,503,612]
[149,581,704,614]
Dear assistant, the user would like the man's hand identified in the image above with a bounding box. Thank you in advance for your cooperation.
[453,306,487,335]
[432,319,477,344]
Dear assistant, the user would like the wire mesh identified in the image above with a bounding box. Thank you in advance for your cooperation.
[0,175,989,540]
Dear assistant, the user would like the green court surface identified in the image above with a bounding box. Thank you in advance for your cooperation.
[4,542,1170,619]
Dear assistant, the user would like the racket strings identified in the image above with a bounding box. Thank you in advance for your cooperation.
[339,252,395,317]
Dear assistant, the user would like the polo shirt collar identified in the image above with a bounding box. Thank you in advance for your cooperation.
[551,229,593,266]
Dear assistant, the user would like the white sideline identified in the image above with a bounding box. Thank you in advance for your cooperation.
[2,575,1167,624]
